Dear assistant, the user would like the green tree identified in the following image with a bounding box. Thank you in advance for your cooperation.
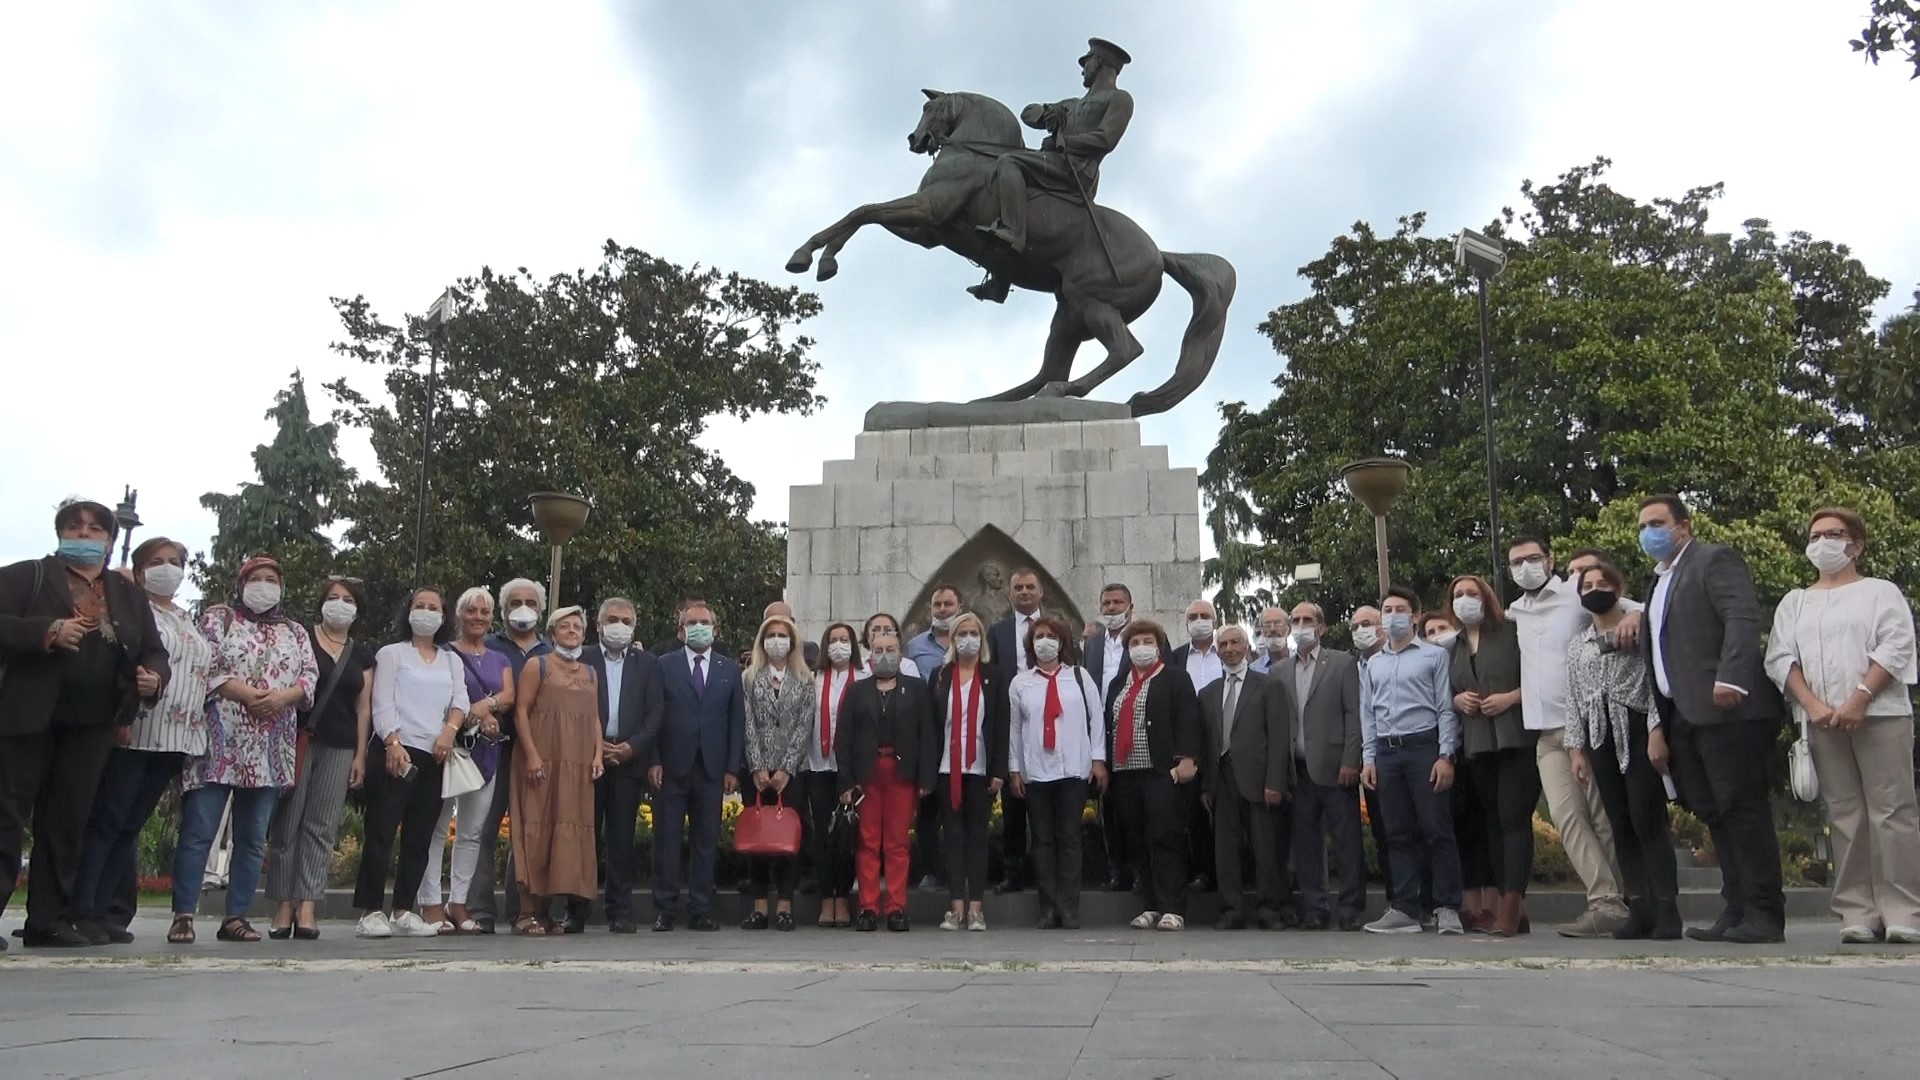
[325,241,822,645]
[1852,1,1920,78]
[1203,158,1920,633]
[195,371,354,606]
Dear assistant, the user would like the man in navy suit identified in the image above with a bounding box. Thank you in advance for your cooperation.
[570,598,663,934]
[650,601,745,931]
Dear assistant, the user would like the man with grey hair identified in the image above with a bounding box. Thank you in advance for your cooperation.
[470,577,552,934]
[1281,601,1367,930]
[569,596,663,933]
[1252,606,1291,674]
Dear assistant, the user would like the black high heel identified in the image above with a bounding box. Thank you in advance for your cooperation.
[292,926,320,941]
[267,926,293,940]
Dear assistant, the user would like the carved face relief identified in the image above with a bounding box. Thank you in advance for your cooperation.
[901,525,1082,639]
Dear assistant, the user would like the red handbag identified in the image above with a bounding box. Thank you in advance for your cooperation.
[734,791,804,856]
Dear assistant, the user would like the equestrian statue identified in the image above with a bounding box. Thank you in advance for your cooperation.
[785,39,1236,417]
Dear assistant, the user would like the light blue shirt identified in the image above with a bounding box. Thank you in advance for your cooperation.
[905,630,949,680]
[1360,636,1458,765]
[601,646,627,738]
[1251,649,1288,675]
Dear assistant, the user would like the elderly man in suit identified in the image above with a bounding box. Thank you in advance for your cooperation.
[1280,602,1367,930]
[569,598,664,934]
[1199,625,1292,928]
[986,567,1048,893]
[649,601,745,932]
[1637,495,1787,944]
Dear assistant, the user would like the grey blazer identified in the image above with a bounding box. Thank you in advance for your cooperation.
[1200,669,1292,802]
[1282,648,1364,788]
[1638,541,1784,728]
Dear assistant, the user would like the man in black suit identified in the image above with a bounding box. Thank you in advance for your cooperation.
[571,598,663,934]
[1637,495,1787,943]
[986,567,1046,892]
[650,601,746,931]
[1085,582,1140,892]
[1169,599,1225,894]
[1199,626,1293,929]
[1282,602,1367,930]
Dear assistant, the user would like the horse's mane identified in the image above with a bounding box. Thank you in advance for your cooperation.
[945,91,1024,149]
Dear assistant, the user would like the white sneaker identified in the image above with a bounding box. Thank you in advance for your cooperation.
[1841,924,1882,944]
[355,912,393,939]
[967,912,987,932]
[1156,913,1185,931]
[1365,909,1423,934]
[1886,925,1920,944]
[1130,910,1161,930]
[389,911,440,938]
[939,911,963,931]
[1435,908,1464,936]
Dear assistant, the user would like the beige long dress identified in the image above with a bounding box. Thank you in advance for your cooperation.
[510,654,600,898]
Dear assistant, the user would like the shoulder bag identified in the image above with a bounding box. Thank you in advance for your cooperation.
[441,650,486,798]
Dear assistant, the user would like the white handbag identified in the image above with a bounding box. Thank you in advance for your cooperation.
[443,746,485,798]
[1789,712,1819,803]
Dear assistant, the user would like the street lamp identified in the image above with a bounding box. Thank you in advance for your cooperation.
[1456,227,1507,586]
[413,288,457,585]
[113,486,142,567]
[1340,458,1412,598]
[529,492,592,608]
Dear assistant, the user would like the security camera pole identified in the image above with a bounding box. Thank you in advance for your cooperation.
[1456,228,1507,587]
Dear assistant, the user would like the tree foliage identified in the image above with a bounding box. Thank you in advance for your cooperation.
[195,371,354,606]
[1853,1,1920,78]
[324,241,823,645]
[1203,158,1920,634]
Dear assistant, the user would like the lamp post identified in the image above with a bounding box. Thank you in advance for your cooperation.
[413,288,457,585]
[1340,458,1412,598]
[113,486,142,567]
[1456,227,1507,585]
[529,492,592,608]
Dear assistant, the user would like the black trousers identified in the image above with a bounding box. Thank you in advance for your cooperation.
[912,791,944,886]
[746,784,802,902]
[1663,704,1784,927]
[1211,758,1282,915]
[1187,782,1216,886]
[940,774,992,902]
[467,741,514,923]
[1101,788,1131,884]
[0,723,117,932]
[801,769,853,900]
[1110,767,1189,916]
[999,785,1029,884]
[1590,709,1678,905]
[1026,777,1087,921]
[568,767,645,923]
[352,746,445,912]
[1291,763,1367,919]
[1450,755,1494,890]
[1471,742,1542,895]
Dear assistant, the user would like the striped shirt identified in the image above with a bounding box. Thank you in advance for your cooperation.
[129,603,211,756]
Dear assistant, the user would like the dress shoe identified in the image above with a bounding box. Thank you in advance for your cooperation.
[688,914,720,932]
[1036,912,1061,930]
[21,922,92,948]
[1337,913,1366,932]
[1300,910,1331,931]
[742,910,770,930]
[103,924,136,944]
[1215,911,1246,931]
[1254,908,1284,931]
[1613,899,1655,941]
[1650,899,1682,941]
[608,920,637,934]
[652,913,676,932]
[562,919,587,935]
[73,919,111,946]
[1685,910,1742,943]
[1722,917,1785,945]
[966,277,1011,304]
[993,878,1024,895]
[855,910,880,932]
[886,912,911,932]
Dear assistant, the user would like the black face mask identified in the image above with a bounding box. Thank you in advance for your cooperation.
[1580,590,1618,615]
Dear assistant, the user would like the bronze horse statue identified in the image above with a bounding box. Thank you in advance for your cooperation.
[785,90,1235,417]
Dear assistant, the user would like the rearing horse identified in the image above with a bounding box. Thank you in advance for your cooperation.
[786,89,1235,417]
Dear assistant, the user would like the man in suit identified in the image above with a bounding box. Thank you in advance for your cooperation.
[649,601,745,931]
[1636,495,1787,944]
[1282,602,1367,930]
[986,567,1047,892]
[1085,582,1139,892]
[0,499,169,949]
[571,598,663,934]
[1199,626,1292,929]
[1170,599,1225,893]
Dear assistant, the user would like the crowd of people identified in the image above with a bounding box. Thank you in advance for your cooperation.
[0,494,1914,950]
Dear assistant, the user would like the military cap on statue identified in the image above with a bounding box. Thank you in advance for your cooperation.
[1082,38,1132,69]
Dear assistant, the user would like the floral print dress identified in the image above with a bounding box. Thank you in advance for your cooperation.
[184,606,317,792]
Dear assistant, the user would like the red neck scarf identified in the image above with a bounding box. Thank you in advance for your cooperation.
[1041,666,1063,751]
[1114,661,1161,764]
[820,667,852,758]
[949,667,983,810]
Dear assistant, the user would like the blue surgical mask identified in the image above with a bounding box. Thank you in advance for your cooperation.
[56,538,108,567]
[1639,525,1681,564]
[1384,612,1414,640]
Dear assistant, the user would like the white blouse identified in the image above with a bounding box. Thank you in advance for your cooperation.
[1009,664,1106,782]
[1765,578,1917,719]
[938,673,988,777]
[130,603,212,756]
[808,666,855,772]
[372,643,470,752]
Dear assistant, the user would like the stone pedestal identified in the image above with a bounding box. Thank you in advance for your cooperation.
[786,418,1203,634]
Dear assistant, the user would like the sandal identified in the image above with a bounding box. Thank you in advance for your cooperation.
[168,915,195,945]
[512,915,548,936]
[217,917,262,942]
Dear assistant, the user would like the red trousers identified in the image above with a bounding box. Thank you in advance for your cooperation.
[856,752,917,915]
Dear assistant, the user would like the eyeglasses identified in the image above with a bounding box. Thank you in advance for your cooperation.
[327,575,365,586]
[1507,554,1547,569]
[1809,529,1851,542]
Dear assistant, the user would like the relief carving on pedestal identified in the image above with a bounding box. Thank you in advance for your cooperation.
[900,524,1084,640]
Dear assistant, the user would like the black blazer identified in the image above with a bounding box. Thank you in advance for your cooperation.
[585,645,665,775]
[835,674,938,794]
[927,660,1012,782]
[1201,668,1293,802]
[1637,541,1784,728]
[1102,662,1203,772]
[0,557,169,737]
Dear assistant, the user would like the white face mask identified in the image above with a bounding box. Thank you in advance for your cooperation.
[826,641,853,665]
[321,599,357,631]
[554,644,583,660]
[1511,562,1550,592]
[601,622,634,650]
[954,633,982,658]
[507,606,539,632]
[1225,660,1249,676]
[1452,596,1484,626]
[763,634,791,661]
[1352,625,1380,650]
[242,581,282,614]
[1291,625,1318,650]
[1806,537,1854,575]
[408,609,443,637]
[142,563,185,599]
[1187,618,1214,641]
[1104,611,1130,632]
[1032,637,1061,663]
[931,614,956,632]
[1129,644,1160,668]
[1430,630,1459,649]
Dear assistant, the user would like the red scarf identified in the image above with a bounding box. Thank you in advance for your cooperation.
[820,668,851,759]
[1114,661,1161,764]
[949,667,983,810]
[1041,667,1063,751]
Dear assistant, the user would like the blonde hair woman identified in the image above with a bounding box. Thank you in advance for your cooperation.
[741,614,815,930]
[930,612,1011,930]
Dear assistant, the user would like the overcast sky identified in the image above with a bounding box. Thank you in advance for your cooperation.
[4,1,1916,590]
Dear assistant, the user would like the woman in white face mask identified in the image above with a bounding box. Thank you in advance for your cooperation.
[1103,618,1203,932]
[741,614,816,930]
[73,538,213,945]
[1766,507,1920,944]
[168,554,319,946]
[806,623,863,927]
[932,611,1011,931]
[504,607,602,935]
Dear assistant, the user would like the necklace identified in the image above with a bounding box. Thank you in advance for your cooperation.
[316,626,348,652]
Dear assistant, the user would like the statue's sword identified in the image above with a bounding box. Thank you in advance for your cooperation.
[1061,149,1121,283]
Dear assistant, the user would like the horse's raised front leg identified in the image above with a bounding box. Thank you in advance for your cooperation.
[787,193,938,282]
[979,298,1085,402]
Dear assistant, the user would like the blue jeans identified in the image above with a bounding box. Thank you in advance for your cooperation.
[1374,730,1465,917]
[75,749,184,926]
[171,785,277,918]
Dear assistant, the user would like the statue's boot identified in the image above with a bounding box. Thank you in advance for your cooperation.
[966,277,1011,304]
[975,220,1024,253]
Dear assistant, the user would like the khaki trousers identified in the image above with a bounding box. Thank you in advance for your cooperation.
[1810,716,1920,931]
[1538,728,1625,911]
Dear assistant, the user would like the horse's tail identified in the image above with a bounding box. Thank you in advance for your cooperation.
[1130,252,1237,417]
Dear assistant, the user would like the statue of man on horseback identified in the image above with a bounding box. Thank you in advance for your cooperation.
[785,40,1236,418]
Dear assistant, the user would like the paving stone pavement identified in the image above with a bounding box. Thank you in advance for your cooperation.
[4,917,1919,1078]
